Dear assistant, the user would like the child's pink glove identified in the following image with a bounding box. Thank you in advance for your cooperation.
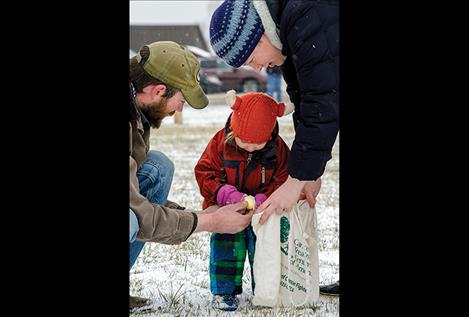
[254,193,268,209]
[216,184,245,206]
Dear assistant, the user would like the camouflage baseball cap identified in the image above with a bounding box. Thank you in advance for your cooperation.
[136,41,208,109]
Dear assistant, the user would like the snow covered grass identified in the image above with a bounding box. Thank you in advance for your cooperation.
[130,103,339,316]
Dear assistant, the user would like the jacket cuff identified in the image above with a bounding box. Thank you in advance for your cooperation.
[173,209,198,243]
[187,212,198,239]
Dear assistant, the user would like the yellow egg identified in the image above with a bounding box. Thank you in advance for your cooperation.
[245,195,255,210]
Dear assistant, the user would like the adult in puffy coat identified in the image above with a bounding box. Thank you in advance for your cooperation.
[209,0,339,295]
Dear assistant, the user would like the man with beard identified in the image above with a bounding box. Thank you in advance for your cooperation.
[129,42,253,310]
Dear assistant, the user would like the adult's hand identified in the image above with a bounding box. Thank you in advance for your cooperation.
[198,204,219,214]
[194,201,252,234]
[256,176,321,225]
[299,177,322,208]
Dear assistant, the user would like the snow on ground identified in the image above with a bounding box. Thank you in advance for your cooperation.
[130,99,339,316]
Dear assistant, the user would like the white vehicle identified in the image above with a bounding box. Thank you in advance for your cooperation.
[185,45,213,59]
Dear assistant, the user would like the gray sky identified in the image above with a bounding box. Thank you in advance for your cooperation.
[130,0,222,51]
[130,0,220,25]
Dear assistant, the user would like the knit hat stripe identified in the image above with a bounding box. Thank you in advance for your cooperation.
[210,0,264,67]
[222,8,263,65]
[211,1,245,53]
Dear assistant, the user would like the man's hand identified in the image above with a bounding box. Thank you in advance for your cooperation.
[198,204,219,214]
[194,201,252,234]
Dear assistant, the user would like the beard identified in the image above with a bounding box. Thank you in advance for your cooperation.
[139,98,174,129]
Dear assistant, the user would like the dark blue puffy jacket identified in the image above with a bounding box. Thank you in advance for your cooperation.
[267,0,339,181]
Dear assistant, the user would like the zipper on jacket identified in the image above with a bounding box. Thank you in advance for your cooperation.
[247,153,252,165]
[241,153,253,191]
[261,166,265,184]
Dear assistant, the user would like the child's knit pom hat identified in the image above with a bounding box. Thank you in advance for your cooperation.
[226,90,294,144]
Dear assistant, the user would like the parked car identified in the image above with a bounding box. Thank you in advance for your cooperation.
[185,45,266,92]
[185,45,212,59]
[199,57,267,93]
[199,72,224,94]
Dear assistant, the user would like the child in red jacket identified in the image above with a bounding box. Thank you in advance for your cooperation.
[194,90,292,311]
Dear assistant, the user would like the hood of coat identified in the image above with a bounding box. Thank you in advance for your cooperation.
[253,0,286,50]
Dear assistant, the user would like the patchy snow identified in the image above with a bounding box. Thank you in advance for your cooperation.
[131,99,339,316]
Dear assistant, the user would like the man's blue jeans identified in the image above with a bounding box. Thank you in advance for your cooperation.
[129,150,174,271]
[267,73,282,102]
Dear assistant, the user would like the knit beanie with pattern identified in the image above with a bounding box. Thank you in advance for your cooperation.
[210,0,264,67]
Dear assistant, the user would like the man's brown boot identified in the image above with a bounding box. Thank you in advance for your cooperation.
[129,295,151,311]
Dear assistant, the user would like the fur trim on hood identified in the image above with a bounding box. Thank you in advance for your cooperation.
[253,0,283,50]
